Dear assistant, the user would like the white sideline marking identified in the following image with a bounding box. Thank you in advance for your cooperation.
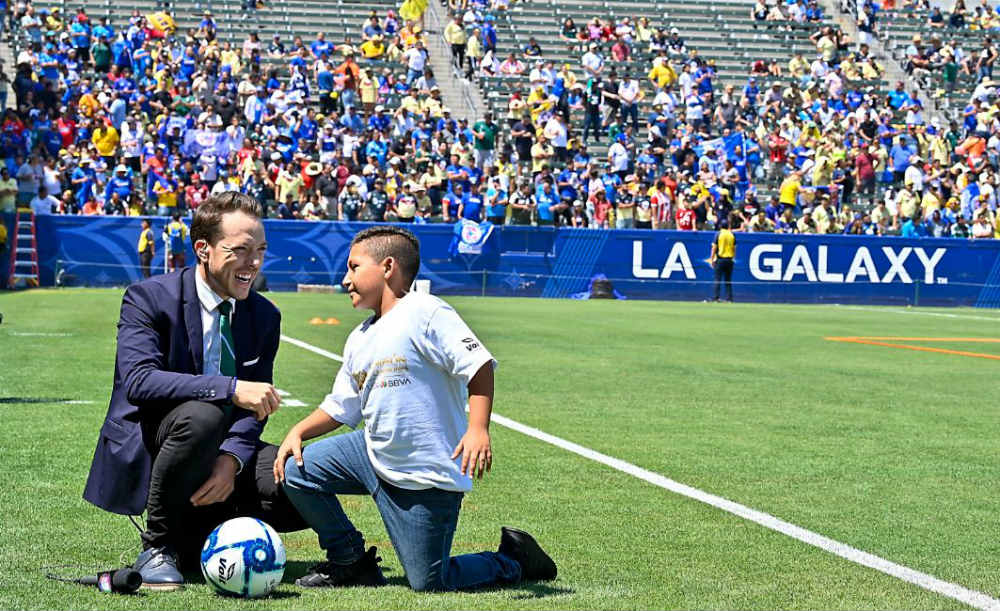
[835,305,1000,323]
[280,334,1000,611]
[62,400,95,404]
[8,331,75,337]
[280,334,343,362]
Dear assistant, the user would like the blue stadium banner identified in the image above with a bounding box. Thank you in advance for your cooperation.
[20,215,1000,307]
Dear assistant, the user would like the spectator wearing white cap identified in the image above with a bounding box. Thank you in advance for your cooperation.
[581,43,603,78]
[904,156,924,193]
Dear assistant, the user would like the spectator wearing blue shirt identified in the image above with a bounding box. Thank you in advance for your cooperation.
[887,82,911,110]
[444,183,465,222]
[93,17,114,42]
[311,32,335,59]
[70,20,90,58]
[362,16,383,41]
[368,106,391,131]
[889,138,914,183]
[104,165,133,205]
[340,106,364,133]
[71,157,97,208]
[459,182,485,221]
[900,215,925,238]
[482,18,497,53]
[365,132,388,166]
[535,181,559,225]
[109,91,128,130]
[38,47,60,83]
[601,171,622,205]
[199,11,217,38]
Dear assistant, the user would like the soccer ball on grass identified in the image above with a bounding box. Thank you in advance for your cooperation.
[200,517,285,598]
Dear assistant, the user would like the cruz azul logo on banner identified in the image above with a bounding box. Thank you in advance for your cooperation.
[632,241,950,284]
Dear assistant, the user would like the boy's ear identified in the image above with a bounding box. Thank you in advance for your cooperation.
[382,256,396,279]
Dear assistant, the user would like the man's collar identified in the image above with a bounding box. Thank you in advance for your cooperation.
[194,265,235,314]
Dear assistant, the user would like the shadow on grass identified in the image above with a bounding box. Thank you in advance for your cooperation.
[0,396,71,404]
[384,575,573,598]
[282,560,396,584]
[282,562,570,598]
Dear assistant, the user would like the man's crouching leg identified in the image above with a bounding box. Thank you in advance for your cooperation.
[138,400,230,589]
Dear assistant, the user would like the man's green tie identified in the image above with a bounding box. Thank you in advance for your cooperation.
[218,301,236,418]
[218,301,236,377]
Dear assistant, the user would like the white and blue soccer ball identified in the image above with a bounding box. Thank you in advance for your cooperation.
[200,517,285,598]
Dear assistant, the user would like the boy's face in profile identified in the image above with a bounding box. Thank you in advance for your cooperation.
[342,243,386,310]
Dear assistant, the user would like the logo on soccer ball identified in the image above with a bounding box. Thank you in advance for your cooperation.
[218,557,236,582]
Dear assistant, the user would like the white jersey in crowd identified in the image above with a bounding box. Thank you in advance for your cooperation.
[319,292,496,492]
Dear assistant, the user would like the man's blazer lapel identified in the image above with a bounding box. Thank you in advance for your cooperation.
[182,267,204,374]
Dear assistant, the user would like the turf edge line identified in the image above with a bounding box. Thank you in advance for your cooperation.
[279,334,1000,611]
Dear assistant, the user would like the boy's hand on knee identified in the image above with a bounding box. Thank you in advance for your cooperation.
[274,431,303,484]
[452,427,492,479]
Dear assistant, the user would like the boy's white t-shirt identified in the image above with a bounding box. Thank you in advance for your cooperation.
[319,292,496,492]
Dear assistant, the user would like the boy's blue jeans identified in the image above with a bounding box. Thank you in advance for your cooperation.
[282,430,522,591]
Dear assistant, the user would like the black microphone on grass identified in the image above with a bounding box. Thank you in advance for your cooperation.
[76,569,142,593]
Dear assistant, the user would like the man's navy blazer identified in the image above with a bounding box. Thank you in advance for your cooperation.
[83,266,281,516]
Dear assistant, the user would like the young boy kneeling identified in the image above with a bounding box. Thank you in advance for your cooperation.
[274,226,556,591]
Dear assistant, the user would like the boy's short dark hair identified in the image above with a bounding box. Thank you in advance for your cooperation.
[351,226,421,286]
[191,192,263,246]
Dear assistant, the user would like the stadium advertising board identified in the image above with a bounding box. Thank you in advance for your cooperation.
[17,216,1000,307]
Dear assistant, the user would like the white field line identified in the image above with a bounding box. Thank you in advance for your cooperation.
[279,334,1000,611]
[280,334,344,362]
[7,331,75,337]
[834,305,1000,323]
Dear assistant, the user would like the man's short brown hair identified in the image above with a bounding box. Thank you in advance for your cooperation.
[351,226,421,286]
[190,192,264,246]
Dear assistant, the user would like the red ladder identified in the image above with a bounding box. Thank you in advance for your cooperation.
[7,208,39,288]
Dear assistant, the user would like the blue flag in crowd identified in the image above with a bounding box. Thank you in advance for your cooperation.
[449,219,496,257]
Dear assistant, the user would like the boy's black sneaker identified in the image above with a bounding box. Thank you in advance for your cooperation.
[498,526,557,581]
[295,546,388,588]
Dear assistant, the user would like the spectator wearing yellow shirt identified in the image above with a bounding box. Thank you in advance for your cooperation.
[788,52,809,79]
[648,57,676,88]
[778,170,803,210]
[526,85,553,123]
[530,135,554,176]
[78,88,101,118]
[465,29,483,78]
[444,16,467,70]
[797,208,818,233]
[275,163,304,204]
[421,87,444,117]
[921,188,942,217]
[710,219,735,302]
[92,122,120,167]
[359,69,378,116]
[153,174,180,216]
[894,185,919,222]
[360,35,386,60]
[400,91,421,115]
[220,42,242,74]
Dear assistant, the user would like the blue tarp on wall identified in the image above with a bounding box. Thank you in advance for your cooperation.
[9,214,1000,307]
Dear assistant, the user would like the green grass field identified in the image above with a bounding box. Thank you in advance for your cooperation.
[2,289,999,610]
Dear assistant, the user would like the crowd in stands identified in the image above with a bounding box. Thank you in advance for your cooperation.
[0,0,999,240]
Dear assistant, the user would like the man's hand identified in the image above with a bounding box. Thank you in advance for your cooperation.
[452,427,492,479]
[191,454,238,506]
[273,430,303,484]
[232,380,280,421]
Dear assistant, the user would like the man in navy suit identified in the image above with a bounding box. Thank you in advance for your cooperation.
[83,192,305,590]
